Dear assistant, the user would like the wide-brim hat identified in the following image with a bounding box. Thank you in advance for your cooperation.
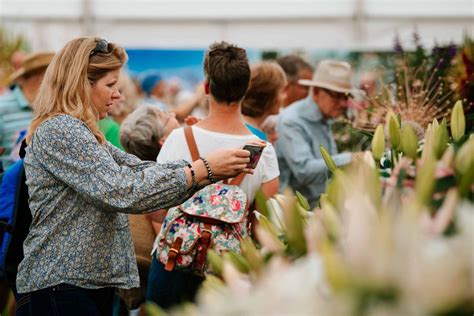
[9,52,55,83]
[298,59,360,95]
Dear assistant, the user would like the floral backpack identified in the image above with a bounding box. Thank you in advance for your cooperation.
[156,127,250,275]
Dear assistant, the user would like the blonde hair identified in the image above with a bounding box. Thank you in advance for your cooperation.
[27,37,127,144]
[119,105,166,161]
[242,62,287,118]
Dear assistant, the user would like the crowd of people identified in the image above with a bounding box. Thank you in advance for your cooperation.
[0,36,368,315]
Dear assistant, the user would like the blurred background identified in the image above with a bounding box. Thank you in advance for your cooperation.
[1,0,472,86]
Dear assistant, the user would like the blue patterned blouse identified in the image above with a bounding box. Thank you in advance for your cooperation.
[16,114,194,293]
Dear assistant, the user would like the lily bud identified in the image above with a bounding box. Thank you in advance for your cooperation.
[321,201,341,242]
[421,123,435,161]
[415,157,436,208]
[320,145,337,173]
[433,119,448,159]
[256,213,280,238]
[255,225,285,254]
[296,191,310,211]
[432,118,439,130]
[450,100,465,142]
[240,237,264,275]
[224,252,250,274]
[371,124,385,161]
[401,124,418,160]
[455,136,474,174]
[387,112,401,150]
[326,170,345,211]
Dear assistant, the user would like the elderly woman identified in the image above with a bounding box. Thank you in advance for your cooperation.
[15,37,251,316]
[117,105,180,311]
[242,61,287,142]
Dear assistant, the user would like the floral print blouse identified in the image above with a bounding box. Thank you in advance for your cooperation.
[16,114,194,293]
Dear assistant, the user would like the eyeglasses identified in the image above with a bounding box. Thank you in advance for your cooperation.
[90,39,109,57]
[322,88,350,100]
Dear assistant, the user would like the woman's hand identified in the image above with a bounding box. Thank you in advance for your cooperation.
[205,148,252,179]
[185,148,251,187]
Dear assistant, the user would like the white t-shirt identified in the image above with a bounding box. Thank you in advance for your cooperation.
[157,125,280,204]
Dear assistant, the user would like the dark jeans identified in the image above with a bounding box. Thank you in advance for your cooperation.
[146,256,204,310]
[16,283,115,316]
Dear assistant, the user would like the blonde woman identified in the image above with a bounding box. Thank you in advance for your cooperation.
[15,37,252,316]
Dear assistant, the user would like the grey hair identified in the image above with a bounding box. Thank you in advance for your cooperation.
[119,104,166,161]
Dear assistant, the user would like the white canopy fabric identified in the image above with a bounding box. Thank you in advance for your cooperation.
[1,0,473,51]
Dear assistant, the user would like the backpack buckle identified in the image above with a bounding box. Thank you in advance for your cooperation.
[164,237,183,271]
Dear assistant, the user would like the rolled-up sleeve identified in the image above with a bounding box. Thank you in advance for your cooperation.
[32,116,192,213]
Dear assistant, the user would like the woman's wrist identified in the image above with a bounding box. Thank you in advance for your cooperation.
[186,162,198,190]
[199,156,216,183]
[191,159,210,185]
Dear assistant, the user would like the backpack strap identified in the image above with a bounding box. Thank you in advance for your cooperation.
[228,173,246,186]
[164,237,183,271]
[184,126,200,162]
[184,126,247,186]
[194,223,212,273]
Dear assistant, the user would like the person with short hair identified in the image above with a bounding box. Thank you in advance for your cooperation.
[15,37,252,316]
[241,61,287,141]
[146,41,280,309]
[276,54,314,107]
[276,59,360,208]
[139,71,168,110]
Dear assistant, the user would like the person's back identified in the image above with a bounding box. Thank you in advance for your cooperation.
[147,41,280,309]
[158,42,279,205]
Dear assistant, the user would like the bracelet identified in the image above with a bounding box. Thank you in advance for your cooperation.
[200,156,216,183]
[186,162,198,190]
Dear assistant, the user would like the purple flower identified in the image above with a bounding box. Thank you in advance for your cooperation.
[394,35,404,54]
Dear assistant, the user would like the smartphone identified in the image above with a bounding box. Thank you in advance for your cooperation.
[242,144,264,169]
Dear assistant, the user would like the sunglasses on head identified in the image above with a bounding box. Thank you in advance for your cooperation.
[90,39,109,57]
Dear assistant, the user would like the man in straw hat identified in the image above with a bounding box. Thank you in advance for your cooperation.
[276,59,361,208]
[0,52,54,168]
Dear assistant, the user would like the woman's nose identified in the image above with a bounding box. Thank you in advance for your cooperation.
[112,89,121,99]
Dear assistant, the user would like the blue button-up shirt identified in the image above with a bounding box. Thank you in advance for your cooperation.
[0,86,32,168]
[276,96,352,207]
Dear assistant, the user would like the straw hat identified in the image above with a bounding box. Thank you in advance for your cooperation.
[298,59,358,95]
[9,52,55,83]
